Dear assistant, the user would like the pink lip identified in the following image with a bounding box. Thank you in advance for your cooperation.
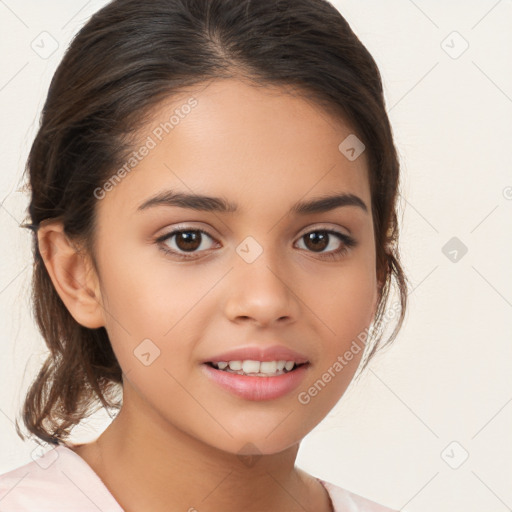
[202,345,310,364]
[200,363,310,401]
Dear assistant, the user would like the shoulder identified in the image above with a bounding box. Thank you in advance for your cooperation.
[318,477,403,512]
[0,444,123,512]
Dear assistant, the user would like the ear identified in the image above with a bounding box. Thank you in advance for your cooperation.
[37,220,105,329]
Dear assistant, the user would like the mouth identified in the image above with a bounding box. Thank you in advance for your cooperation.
[200,360,311,401]
[203,360,310,377]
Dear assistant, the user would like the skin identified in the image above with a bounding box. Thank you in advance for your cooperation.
[38,77,381,512]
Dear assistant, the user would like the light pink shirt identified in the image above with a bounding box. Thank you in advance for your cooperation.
[0,444,400,511]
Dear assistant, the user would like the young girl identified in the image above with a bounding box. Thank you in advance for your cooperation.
[0,0,409,510]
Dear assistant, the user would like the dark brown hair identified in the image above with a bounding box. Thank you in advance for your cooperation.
[17,0,408,445]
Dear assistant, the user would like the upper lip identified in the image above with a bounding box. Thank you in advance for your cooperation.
[202,345,310,364]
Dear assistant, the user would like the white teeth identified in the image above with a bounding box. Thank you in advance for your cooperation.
[260,361,277,373]
[210,359,302,376]
[242,360,261,374]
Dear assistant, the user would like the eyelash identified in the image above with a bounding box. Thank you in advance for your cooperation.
[155,226,357,261]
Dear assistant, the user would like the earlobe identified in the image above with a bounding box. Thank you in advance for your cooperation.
[37,221,105,329]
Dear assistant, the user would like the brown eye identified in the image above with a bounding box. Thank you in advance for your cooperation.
[157,228,217,258]
[295,229,357,260]
[174,231,202,252]
[302,231,329,252]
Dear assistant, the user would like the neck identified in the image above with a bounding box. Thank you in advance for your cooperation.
[78,381,328,512]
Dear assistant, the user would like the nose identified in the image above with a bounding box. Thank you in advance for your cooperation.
[223,247,300,327]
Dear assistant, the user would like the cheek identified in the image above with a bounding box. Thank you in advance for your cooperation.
[98,242,204,327]
[309,259,377,332]
[303,261,376,393]
[294,266,375,422]
[96,248,219,371]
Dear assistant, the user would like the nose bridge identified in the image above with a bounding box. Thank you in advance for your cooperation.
[235,232,286,283]
[224,233,299,324]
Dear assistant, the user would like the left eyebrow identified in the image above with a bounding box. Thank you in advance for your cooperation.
[136,190,368,215]
[291,193,368,215]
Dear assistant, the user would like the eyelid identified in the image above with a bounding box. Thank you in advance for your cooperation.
[296,222,351,238]
[155,222,217,239]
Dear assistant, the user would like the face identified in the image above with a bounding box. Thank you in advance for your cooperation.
[90,78,378,456]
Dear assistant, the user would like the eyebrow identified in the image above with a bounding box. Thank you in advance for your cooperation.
[137,190,368,215]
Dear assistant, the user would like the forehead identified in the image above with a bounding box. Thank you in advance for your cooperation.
[96,78,371,220]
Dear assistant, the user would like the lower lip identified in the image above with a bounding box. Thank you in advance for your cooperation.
[200,363,310,401]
